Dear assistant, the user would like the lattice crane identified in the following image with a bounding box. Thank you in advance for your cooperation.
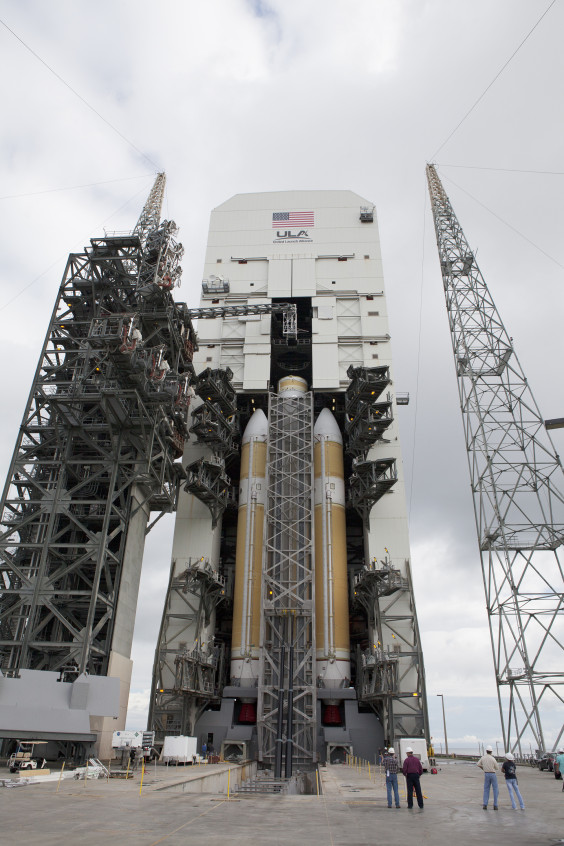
[426,163,564,754]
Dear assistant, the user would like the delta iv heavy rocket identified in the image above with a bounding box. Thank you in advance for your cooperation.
[149,190,428,769]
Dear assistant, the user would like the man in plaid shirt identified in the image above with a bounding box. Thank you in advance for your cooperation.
[383,747,401,808]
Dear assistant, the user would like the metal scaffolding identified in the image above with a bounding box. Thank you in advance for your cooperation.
[345,400,393,456]
[0,175,196,679]
[183,302,298,340]
[344,366,428,743]
[189,367,238,459]
[148,556,227,742]
[257,390,316,773]
[352,556,427,741]
[348,457,397,522]
[184,457,232,528]
[345,364,390,411]
[151,362,238,736]
[185,366,238,526]
[427,163,564,753]
[345,365,397,519]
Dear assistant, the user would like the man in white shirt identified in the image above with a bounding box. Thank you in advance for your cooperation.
[477,745,500,810]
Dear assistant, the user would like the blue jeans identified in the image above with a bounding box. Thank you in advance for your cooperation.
[386,773,400,807]
[483,772,499,806]
[505,778,524,809]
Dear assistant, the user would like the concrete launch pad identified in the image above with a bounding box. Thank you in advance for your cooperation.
[1,759,562,845]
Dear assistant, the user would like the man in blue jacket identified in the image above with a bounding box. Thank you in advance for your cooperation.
[402,747,424,810]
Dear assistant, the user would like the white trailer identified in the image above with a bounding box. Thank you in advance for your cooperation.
[162,735,199,764]
[112,730,143,749]
[396,738,429,772]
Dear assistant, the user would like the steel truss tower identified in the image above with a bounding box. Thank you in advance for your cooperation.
[133,172,166,246]
[427,164,564,753]
[257,389,316,772]
[0,174,197,693]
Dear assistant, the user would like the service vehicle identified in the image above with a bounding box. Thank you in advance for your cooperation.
[8,742,48,773]
[538,752,556,772]
[396,738,430,771]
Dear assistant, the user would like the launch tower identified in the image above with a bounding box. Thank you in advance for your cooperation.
[150,191,428,769]
[0,175,198,758]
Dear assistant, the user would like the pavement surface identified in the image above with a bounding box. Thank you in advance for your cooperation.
[1,758,563,845]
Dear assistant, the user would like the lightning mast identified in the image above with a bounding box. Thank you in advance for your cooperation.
[133,172,166,246]
[426,164,564,753]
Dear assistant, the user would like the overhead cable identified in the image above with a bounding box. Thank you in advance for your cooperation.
[442,172,564,270]
[430,0,558,159]
[0,17,160,171]
[0,182,152,312]
[439,164,564,176]
[0,174,154,201]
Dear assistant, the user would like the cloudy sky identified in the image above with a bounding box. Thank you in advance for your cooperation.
[1,0,562,753]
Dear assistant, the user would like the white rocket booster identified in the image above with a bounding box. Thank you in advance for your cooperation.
[314,409,350,690]
[230,408,268,689]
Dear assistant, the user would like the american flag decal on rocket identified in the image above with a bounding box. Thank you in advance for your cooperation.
[272,211,314,228]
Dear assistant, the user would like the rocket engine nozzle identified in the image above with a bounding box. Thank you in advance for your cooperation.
[323,704,342,725]
[238,703,257,724]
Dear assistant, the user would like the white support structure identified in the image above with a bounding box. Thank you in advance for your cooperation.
[151,190,428,763]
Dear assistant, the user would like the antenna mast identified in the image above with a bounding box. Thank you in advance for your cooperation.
[426,163,564,754]
[133,172,166,246]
